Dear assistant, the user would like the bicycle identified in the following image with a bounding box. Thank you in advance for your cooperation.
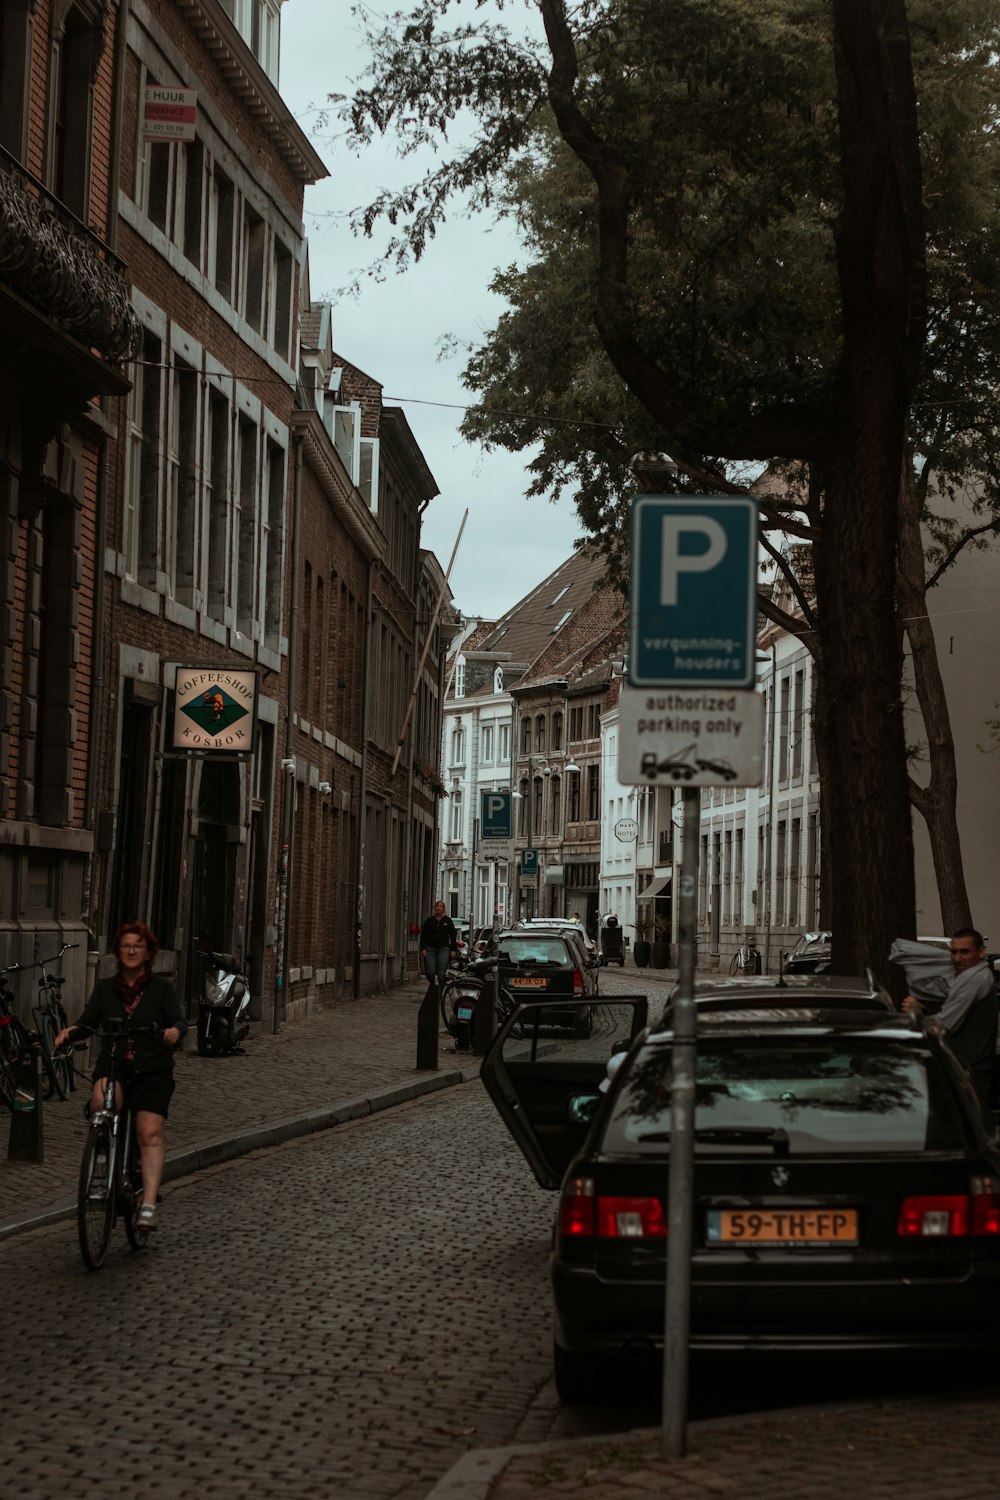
[0,961,64,1110]
[33,943,79,1101]
[730,939,761,976]
[77,1020,160,1271]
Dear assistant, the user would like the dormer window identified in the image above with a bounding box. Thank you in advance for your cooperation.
[494,666,503,693]
[455,659,466,698]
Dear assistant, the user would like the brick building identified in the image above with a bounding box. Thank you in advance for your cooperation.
[1,0,138,997]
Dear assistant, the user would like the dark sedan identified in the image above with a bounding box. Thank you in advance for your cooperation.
[474,931,599,1036]
[481,1001,1000,1402]
[665,972,895,1015]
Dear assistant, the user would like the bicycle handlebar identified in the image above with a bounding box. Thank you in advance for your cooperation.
[86,1021,165,1042]
[3,942,80,978]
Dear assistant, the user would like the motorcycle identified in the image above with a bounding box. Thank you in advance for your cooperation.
[196,942,252,1056]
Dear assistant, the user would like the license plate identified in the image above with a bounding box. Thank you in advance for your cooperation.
[510,977,548,988]
[456,1004,475,1021]
[706,1208,858,1246]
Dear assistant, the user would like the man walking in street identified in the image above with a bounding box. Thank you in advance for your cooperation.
[895,929,998,1106]
[420,900,458,988]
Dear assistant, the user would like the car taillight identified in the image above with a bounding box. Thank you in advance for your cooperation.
[572,967,584,997]
[897,1179,1000,1238]
[597,1196,667,1239]
[559,1177,594,1237]
[971,1175,1000,1235]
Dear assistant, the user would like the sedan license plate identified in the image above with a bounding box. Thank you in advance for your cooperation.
[510,977,548,988]
[706,1208,858,1246]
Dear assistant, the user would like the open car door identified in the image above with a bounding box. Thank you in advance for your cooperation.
[480,996,649,1189]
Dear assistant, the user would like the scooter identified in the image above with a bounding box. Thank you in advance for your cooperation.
[196,942,252,1056]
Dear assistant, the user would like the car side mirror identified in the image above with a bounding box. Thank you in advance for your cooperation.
[568,1093,601,1124]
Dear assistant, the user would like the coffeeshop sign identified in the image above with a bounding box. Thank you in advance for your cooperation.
[172,668,257,752]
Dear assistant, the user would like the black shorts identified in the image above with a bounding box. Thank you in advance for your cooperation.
[92,1066,175,1119]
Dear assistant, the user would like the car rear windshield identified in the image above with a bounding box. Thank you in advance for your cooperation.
[498,938,569,966]
[602,1038,967,1155]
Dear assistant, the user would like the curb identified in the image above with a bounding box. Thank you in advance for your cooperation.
[0,1059,481,1242]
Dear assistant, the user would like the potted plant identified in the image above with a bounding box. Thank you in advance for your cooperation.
[651,916,670,969]
[633,916,651,968]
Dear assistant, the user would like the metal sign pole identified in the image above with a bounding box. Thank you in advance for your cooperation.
[662,784,700,1458]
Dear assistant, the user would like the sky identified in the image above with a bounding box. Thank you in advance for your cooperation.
[277,2,583,621]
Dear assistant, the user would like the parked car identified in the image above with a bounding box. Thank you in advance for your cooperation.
[517,922,600,984]
[474,930,599,1036]
[518,917,599,964]
[665,972,895,1016]
[783,931,834,974]
[482,998,1000,1402]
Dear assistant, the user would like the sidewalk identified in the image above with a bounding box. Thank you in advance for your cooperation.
[429,1386,1000,1499]
[0,978,476,1238]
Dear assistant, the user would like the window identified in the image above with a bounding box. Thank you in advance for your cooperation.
[359,438,379,511]
[587,764,600,820]
[789,817,801,926]
[551,609,572,632]
[517,779,528,836]
[535,714,546,753]
[454,659,465,698]
[273,237,293,358]
[242,202,266,332]
[552,712,563,750]
[167,360,198,606]
[568,769,581,822]
[521,717,531,754]
[0,2,32,159]
[551,775,561,834]
[449,792,463,843]
[181,140,204,267]
[206,387,230,619]
[212,167,236,300]
[327,402,361,479]
[587,703,600,740]
[450,724,465,766]
[779,676,790,780]
[52,4,101,219]
[498,721,510,763]
[792,669,804,778]
[533,776,543,835]
[549,584,569,606]
[145,140,171,233]
[569,706,584,742]
[481,724,495,764]
[494,667,503,693]
[236,416,258,635]
[776,819,787,925]
[263,438,285,647]
[124,328,162,586]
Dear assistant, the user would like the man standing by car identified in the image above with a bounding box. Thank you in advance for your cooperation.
[897,929,998,1106]
[419,900,458,988]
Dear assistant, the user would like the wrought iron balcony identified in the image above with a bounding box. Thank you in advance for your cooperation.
[0,148,139,366]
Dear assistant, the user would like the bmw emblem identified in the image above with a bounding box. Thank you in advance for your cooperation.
[771,1166,790,1189]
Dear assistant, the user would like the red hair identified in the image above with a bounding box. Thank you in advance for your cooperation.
[113,921,159,971]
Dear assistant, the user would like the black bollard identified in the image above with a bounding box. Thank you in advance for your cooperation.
[471,967,497,1056]
[8,1044,43,1163]
[416,978,440,1070]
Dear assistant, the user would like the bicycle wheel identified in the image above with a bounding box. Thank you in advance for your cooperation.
[78,1123,115,1270]
[122,1120,149,1252]
[729,951,743,977]
[438,979,457,1036]
[38,1015,68,1101]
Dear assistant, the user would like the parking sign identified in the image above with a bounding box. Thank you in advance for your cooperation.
[629,496,758,688]
[480,790,514,861]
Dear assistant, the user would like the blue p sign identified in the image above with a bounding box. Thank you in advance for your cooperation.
[629,495,758,688]
[481,790,512,840]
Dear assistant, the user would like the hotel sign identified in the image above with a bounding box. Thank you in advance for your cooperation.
[172,668,257,752]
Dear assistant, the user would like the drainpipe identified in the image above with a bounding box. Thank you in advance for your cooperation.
[274,433,303,1031]
[354,559,374,998]
[107,0,128,257]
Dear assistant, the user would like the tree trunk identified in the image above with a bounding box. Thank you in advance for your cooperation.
[821,0,925,992]
[897,458,972,933]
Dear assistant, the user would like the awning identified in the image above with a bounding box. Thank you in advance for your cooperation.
[639,875,672,900]
[544,865,564,886]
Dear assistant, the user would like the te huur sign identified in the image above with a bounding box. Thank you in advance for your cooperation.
[143,86,197,142]
[172,668,257,753]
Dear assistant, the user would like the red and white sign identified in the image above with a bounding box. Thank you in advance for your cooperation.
[143,87,197,142]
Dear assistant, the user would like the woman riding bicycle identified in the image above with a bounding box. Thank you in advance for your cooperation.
[54,922,186,1232]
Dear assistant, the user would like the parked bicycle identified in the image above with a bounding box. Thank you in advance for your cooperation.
[0,958,71,1109]
[730,938,762,976]
[33,943,79,1101]
[77,1020,161,1271]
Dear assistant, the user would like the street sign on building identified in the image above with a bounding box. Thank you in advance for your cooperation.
[617,683,763,787]
[628,495,758,689]
[614,818,639,842]
[480,790,514,862]
[520,847,539,875]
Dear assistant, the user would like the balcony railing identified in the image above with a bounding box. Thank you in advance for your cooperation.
[0,148,140,361]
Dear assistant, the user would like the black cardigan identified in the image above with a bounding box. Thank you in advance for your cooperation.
[73,973,188,1076]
